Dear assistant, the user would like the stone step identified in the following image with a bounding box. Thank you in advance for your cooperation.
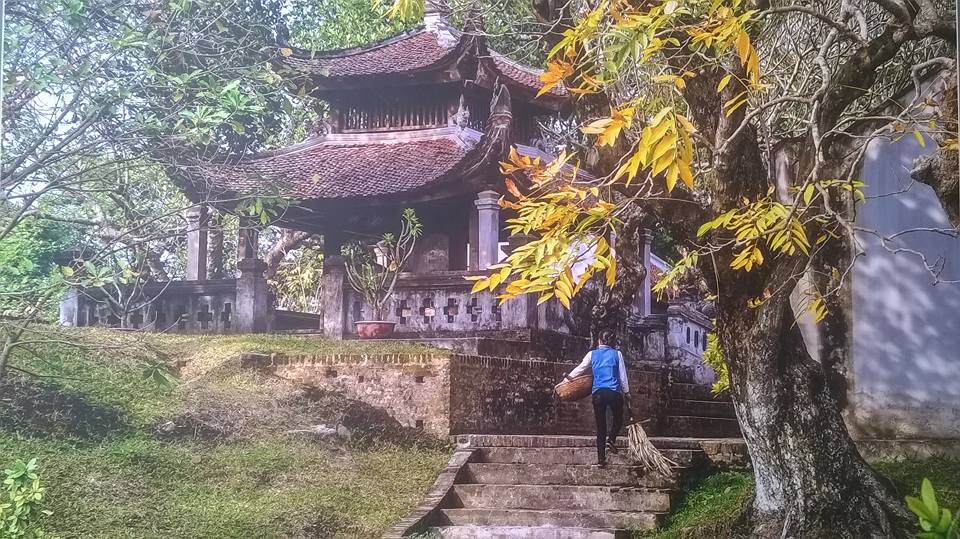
[662,416,742,438]
[428,525,628,538]
[667,399,737,419]
[475,446,701,467]
[449,484,673,512]
[460,463,679,488]
[438,508,662,531]
[668,383,729,402]
[456,434,742,450]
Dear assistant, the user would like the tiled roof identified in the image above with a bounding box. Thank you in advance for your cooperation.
[490,53,567,98]
[281,26,566,99]
[188,128,481,200]
[282,29,457,78]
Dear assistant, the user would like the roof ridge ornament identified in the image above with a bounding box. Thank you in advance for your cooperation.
[425,0,457,46]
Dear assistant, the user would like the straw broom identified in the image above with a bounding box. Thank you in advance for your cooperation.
[625,405,676,475]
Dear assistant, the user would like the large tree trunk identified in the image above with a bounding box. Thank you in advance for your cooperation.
[717,283,912,537]
[591,204,647,339]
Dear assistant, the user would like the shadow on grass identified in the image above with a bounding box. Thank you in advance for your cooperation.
[0,375,130,439]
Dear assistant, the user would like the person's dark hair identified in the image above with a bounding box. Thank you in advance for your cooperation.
[598,329,616,347]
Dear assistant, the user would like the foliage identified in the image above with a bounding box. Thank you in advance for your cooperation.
[287,0,409,50]
[342,209,422,320]
[269,248,325,314]
[467,151,617,309]
[0,458,49,539]
[701,333,729,395]
[0,217,75,320]
[906,479,959,538]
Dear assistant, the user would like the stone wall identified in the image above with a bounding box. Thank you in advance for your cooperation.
[448,355,664,436]
[241,352,665,437]
[242,352,451,436]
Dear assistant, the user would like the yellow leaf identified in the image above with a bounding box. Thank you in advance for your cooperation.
[665,165,679,192]
[717,73,732,92]
[736,31,751,66]
[504,178,522,198]
[471,278,489,294]
[652,149,676,177]
[280,47,293,57]
[605,257,617,287]
[538,60,573,97]
[677,160,694,189]
[556,288,571,309]
[913,130,926,148]
[802,183,815,205]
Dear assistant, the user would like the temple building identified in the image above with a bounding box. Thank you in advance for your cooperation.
[59,5,714,372]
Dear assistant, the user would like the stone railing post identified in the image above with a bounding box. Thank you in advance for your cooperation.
[474,190,501,270]
[185,205,208,281]
[322,255,349,339]
[235,258,269,333]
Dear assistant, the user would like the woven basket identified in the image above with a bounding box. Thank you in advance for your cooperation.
[554,374,593,401]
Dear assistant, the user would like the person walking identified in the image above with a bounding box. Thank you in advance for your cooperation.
[562,329,630,467]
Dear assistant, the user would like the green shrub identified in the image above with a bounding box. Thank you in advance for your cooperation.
[702,333,729,395]
[0,458,49,538]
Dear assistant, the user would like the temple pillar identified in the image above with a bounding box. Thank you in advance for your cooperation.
[640,228,653,317]
[237,218,260,261]
[185,205,208,280]
[208,211,225,279]
[321,255,349,339]
[474,190,501,270]
[468,209,479,270]
[59,287,85,327]
[235,258,269,333]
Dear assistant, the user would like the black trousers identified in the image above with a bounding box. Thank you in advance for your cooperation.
[592,389,624,462]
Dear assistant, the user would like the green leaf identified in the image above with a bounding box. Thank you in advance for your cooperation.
[922,478,940,518]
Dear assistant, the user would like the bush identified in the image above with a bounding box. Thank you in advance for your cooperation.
[0,458,49,538]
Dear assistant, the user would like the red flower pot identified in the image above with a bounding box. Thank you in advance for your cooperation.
[354,321,396,339]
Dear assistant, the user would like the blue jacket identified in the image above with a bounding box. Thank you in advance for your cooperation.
[567,345,630,394]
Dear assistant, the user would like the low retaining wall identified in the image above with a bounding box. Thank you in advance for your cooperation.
[448,355,663,435]
[242,352,451,436]
[240,352,665,437]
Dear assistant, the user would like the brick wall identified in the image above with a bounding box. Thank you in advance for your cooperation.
[448,355,663,435]
[241,352,665,437]
[242,352,451,436]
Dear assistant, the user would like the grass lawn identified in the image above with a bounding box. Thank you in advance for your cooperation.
[1,329,451,538]
[641,458,960,538]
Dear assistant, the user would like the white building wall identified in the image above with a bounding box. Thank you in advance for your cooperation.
[849,126,960,440]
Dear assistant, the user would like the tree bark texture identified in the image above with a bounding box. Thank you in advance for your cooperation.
[699,74,912,539]
[716,276,911,537]
[912,73,959,228]
[264,229,312,278]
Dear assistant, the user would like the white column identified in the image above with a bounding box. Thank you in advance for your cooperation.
[474,190,501,270]
[641,228,653,317]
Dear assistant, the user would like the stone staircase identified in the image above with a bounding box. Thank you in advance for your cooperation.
[416,435,741,538]
[661,373,741,438]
